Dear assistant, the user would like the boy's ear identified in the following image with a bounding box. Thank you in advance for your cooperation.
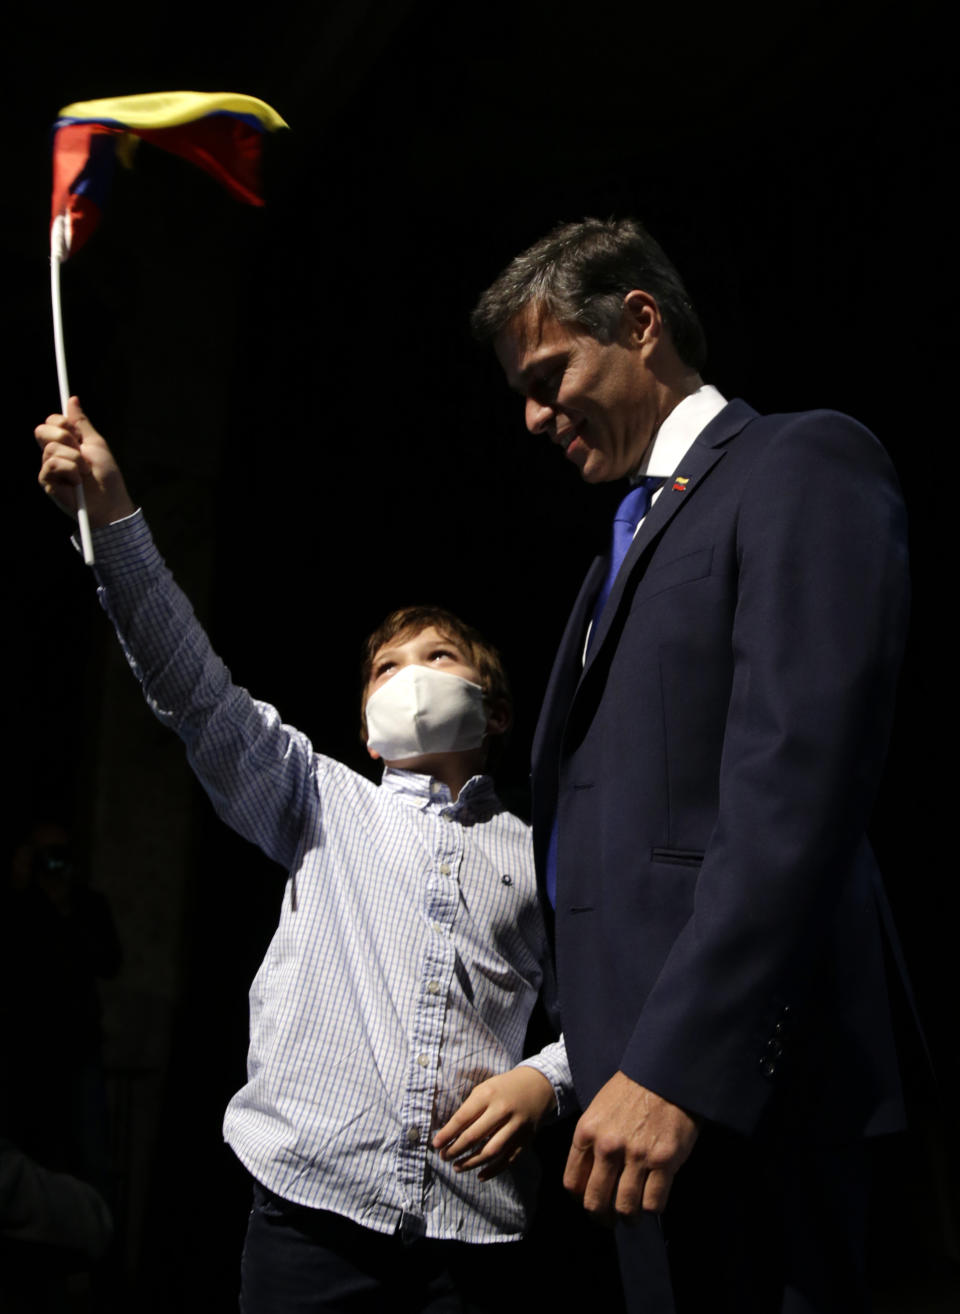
[484,698,511,738]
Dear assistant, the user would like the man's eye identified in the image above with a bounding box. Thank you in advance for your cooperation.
[532,368,563,402]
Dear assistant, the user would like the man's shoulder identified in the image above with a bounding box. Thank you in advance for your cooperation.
[716,400,877,442]
[713,402,893,475]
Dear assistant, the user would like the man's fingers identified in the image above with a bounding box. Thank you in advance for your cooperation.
[562,1139,593,1197]
[580,1150,621,1215]
[639,1166,675,1214]
[565,1134,624,1216]
[566,1144,675,1219]
[613,1160,652,1218]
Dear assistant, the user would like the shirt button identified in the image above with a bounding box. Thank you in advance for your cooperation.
[406,1126,421,1145]
[439,862,451,876]
[417,1053,430,1067]
[426,980,440,994]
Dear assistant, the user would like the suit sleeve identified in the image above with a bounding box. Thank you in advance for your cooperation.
[617,412,909,1133]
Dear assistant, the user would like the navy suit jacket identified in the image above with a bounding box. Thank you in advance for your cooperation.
[532,400,909,1143]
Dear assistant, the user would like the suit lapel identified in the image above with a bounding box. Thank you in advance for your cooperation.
[581,399,758,681]
[532,400,759,784]
[532,554,605,782]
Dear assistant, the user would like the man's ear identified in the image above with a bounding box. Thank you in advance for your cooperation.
[484,699,511,739]
[621,289,662,349]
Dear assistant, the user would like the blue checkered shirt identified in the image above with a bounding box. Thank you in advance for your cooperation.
[91,512,572,1243]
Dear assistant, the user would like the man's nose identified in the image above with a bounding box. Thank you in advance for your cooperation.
[525,396,553,434]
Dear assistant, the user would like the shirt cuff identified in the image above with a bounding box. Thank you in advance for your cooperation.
[518,1036,574,1120]
[71,507,162,581]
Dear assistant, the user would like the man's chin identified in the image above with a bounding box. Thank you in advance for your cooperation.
[565,441,603,482]
[577,455,616,484]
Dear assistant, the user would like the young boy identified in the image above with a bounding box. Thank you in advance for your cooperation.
[36,400,572,1313]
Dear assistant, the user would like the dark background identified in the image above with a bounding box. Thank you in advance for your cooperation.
[4,1,954,1308]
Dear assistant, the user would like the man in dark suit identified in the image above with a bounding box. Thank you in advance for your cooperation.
[467,218,909,1313]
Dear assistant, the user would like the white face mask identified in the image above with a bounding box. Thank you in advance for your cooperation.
[365,664,488,761]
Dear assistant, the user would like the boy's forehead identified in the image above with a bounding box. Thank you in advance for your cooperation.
[371,623,464,660]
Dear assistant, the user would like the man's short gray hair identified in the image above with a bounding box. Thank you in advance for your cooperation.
[471,217,707,371]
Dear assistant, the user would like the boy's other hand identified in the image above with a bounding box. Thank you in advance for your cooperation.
[36,397,135,528]
[432,1066,556,1181]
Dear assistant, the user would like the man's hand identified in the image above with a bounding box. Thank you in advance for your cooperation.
[35,397,135,528]
[563,1071,699,1220]
[432,1066,556,1181]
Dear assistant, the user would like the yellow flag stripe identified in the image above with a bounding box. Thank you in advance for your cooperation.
[57,90,288,132]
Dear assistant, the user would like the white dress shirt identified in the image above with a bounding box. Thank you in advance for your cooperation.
[634,382,729,498]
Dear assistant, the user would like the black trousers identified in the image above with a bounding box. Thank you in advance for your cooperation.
[614,1128,871,1314]
[238,1184,528,1314]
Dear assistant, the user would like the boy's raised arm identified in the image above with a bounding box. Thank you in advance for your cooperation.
[34,397,316,873]
[36,397,136,529]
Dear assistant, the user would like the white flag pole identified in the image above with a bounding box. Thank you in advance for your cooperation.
[50,213,95,565]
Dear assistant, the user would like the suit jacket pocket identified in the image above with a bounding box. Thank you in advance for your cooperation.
[639,546,714,602]
[650,847,705,868]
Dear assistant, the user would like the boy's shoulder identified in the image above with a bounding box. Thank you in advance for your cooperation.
[316,755,381,800]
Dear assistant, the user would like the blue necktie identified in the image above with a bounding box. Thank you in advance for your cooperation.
[589,477,662,642]
[545,476,662,908]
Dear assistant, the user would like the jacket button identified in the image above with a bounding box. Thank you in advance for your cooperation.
[759,1057,777,1078]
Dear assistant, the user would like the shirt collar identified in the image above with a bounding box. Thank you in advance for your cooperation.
[380,765,501,822]
[633,383,728,482]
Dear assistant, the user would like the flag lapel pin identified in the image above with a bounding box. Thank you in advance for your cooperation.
[672,476,690,493]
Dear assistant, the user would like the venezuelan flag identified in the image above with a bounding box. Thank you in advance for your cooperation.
[51,91,289,257]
